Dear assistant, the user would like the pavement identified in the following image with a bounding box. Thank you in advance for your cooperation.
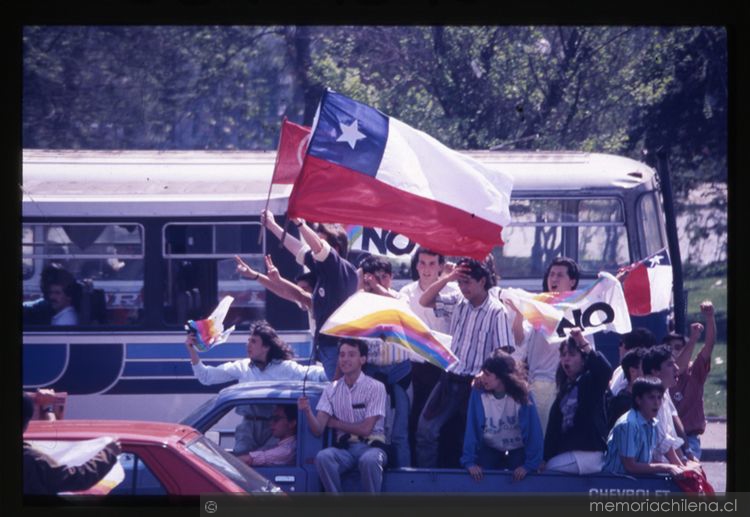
[701,419,727,492]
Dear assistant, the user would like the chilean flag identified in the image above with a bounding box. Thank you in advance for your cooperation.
[287,90,513,260]
[620,248,673,316]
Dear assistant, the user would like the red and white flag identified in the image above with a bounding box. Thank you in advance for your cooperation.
[619,248,673,315]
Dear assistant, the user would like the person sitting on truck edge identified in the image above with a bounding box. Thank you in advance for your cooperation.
[642,345,699,466]
[185,320,327,455]
[238,405,297,467]
[261,209,359,381]
[608,327,658,396]
[23,392,122,495]
[667,301,716,461]
[461,351,543,482]
[298,339,388,493]
[359,254,413,468]
[542,328,612,474]
[603,377,688,477]
[513,256,580,438]
[606,348,646,430]
[398,247,461,465]
[415,256,521,468]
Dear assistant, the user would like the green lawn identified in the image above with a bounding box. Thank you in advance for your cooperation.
[683,275,727,417]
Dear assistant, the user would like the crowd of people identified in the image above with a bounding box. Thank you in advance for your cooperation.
[24,209,719,495]
[182,210,719,493]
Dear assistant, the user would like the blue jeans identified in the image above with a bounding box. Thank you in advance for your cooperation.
[686,434,702,460]
[364,361,412,468]
[477,446,525,470]
[315,442,387,493]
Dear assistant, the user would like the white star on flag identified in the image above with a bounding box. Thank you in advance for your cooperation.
[647,254,664,267]
[336,119,366,149]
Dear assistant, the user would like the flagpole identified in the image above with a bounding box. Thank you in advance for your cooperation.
[258,117,288,247]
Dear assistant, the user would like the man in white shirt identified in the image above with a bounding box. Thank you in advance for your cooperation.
[298,339,388,493]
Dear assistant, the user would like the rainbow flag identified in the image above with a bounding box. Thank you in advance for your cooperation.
[320,292,458,370]
[185,296,236,352]
[499,272,632,340]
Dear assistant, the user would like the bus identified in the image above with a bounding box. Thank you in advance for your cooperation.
[21,149,675,421]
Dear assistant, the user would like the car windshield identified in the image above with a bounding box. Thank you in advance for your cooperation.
[185,435,281,493]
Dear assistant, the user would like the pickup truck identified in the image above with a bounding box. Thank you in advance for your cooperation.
[180,380,682,495]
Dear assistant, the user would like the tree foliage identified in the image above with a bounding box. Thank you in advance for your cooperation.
[23,25,727,263]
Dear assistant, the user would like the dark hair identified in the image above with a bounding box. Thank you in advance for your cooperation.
[360,255,392,275]
[456,256,496,291]
[641,345,673,375]
[621,348,646,383]
[311,223,349,258]
[23,393,34,431]
[481,351,530,405]
[41,263,75,296]
[620,328,658,351]
[250,320,293,361]
[661,331,686,346]
[295,271,317,288]
[277,404,297,422]
[410,247,445,280]
[338,338,368,358]
[555,337,585,391]
[631,377,665,409]
[542,257,580,291]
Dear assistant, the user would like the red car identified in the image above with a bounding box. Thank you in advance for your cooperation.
[24,420,282,496]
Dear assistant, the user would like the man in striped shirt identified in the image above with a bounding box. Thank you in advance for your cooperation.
[298,339,388,493]
[415,256,519,468]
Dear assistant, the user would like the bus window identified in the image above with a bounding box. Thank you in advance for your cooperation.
[162,222,265,328]
[494,198,629,279]
[576,199,629,273]
[22,223,145,327]
[637,192,666,256]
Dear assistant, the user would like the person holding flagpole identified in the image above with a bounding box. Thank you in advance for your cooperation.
[261,209,358,380]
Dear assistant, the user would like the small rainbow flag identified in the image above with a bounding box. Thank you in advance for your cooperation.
[320,292,458,370]
[185,296,236,352]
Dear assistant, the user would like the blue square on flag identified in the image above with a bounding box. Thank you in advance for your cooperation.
[646,249,670,267]
[307,90,388,178]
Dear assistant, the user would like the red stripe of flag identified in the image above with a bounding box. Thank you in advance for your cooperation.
[272,119,312,185]
[621,262,652,316]
[288,155,504,259]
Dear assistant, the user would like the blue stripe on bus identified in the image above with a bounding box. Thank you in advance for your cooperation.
[126,343,248,359]
[23,344,67,386]
[52,344,124,395]
[105,378,233,395]
[122,361,197,377]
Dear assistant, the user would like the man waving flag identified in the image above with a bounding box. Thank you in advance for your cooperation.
[287,90,513,259]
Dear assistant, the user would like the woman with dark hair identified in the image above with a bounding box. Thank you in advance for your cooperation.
[542,328,612,474]
[185,319,328,455]
[461,351,543,481]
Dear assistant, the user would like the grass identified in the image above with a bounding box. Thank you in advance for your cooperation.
[683,275,727,417]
